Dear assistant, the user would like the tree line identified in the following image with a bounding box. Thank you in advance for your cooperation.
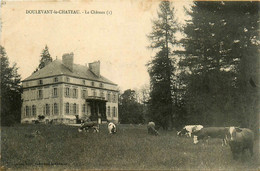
[144,1,259,132]
[118,1,259,134]
[1,45,53,126]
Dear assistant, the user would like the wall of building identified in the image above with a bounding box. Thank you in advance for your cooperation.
[22,75,118,124]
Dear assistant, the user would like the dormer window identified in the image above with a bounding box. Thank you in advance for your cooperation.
[54,77,58,82]
[66,77,70,82]
[38,80,43,85]
[100,83,103,88]
[91,81,95,86]
[82,80,86,85]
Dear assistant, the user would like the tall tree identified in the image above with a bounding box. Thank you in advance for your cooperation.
[0,46,22,126]
[180,2,259,128]
[34,45,52,73]
[147,1,179,130]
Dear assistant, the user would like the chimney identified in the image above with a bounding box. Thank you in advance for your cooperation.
[62,53,74,71]
[89,61,100,77]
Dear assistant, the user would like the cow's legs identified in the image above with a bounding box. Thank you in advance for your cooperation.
[193,136,198,144]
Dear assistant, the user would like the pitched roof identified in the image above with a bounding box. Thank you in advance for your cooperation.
[23,59,116,85]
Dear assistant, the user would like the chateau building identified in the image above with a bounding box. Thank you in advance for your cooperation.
[21,53,118,124]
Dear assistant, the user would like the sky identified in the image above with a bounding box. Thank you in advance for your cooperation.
[1,0,191,91]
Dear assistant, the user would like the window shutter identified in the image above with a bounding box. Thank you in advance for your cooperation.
[81,90,83,99]
[51,104,54,115]
[64,103,66,114]
[70,103,73,114]
[70,88,72,98]
[76,104,78,114]
[43,105,45,115]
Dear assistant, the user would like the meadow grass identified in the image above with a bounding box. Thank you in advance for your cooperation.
[1,124,259,170]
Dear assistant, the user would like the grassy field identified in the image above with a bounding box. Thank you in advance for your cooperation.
[1,124,259,170]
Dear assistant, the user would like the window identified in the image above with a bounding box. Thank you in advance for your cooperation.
[113,107,116,117]
[91,81,95,86]
[38,80,43,85]
[82,90,87,98]
[100,91,104,98]
[82,80,86,85]
[73,103,77,114]
[54,103,58,115]
[32,105,36,116]
[25,106,30,117]
[66,103,70,114]
[82,104,86,114]
[65,87,70,97]
[107,92,111,102]
[107,106,110,117]
[38,89,43,99]
[72,88,77,98]
[53,88,58,97]
[113,94,116,103]
[54,77,58,82]
[99,83,103,87]
[66,77,70,82]
[92,89,96,97]
[45,104,50,115]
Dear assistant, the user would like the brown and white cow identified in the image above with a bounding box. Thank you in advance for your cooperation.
[108,122,117,134]
[227,127,254,160]
[192,127,229,146]
[177,125,203,137]
[78,121,99,133]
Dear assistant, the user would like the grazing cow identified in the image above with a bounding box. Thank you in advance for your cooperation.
[227,127,254,160]
[78,121,99,133]
[177,125,203,137]
[25,130,41,138]
[193,127,229,146]
[147,122,159,136]
[108,122,116,134]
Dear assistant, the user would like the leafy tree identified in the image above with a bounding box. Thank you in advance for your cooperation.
[0,46,22,126]
[34,45,52,73]
[118,89,145,124]
[147,1,179,130]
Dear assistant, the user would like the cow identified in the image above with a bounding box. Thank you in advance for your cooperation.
[227,127,254,160]
[147,122,159,136]
[108,122,116,134]
[192,127,229,146]
[177,125,203,137]
[78,121,99,133]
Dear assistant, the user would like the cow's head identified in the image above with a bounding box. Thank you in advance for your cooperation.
[228,127,242,141]
[78,128,83,132]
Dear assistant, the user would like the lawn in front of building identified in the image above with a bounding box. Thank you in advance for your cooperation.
[1,124,259,170]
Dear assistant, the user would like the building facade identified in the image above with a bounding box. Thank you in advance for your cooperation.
[21,53,118,124]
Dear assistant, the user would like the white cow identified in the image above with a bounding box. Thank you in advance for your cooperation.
[147,122,159,136]
[108,122,116,134]
[177,125,203,137]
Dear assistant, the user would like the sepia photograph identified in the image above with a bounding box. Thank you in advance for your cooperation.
[0,0,259,170]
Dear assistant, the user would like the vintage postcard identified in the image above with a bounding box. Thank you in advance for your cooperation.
[1,0,259,170]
